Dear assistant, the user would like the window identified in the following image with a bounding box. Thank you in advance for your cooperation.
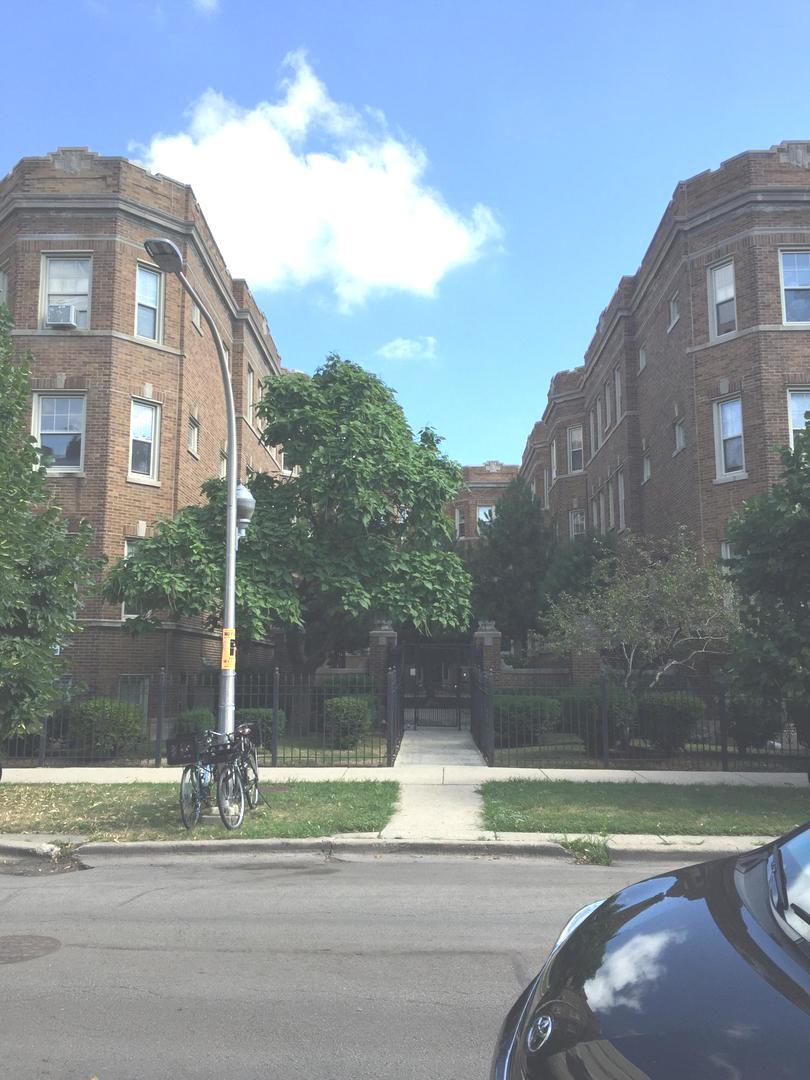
[223,345,230,371]
[614,367,622,419]
[118,674,149,729]
[668,291,680,330]
[591,496,598,530]
[122,541,143,619]
[781,251,810,323]
[598,490,606,534]
[187,415,200,456]
[33,393,85,471]
[569,508,586,538]
[219,448,228,480]
[246,365,255,424]
[720,541,735,563]
[455,507,466,539]
[617,467,626,531]
[589,409,596,456]
[477,505,494,534]
[604,382,612,430]
[638,346,647,372]
[642,453,651,483]
[567,425,583,473]
[0,267,7,308]
[530,478,536,500]
[674,417,686,453]
[596,398,603,445]
[550,439,557,484]
[713,397,745,479]
[191,302,202,332]
[607,478,615,530]
[43,256,90,328]
[136,265,161,340]
[543,468,550,508]
[788,390,810,447]
[710,261,736,337]
[129,400,159,480]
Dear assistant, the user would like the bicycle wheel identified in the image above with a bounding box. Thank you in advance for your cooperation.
[217,764,245,830]
[244,749,260,810]
[179,765,202,829]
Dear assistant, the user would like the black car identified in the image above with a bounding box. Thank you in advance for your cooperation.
[492,823,810,1079]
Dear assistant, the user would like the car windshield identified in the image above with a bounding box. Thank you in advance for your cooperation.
[776,827,810,942]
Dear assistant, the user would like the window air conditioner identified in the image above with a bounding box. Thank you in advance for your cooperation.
[46,303,78,329]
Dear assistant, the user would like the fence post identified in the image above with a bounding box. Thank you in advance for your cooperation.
[154,667,166,768]
[483,672,495,767]
[271,667,280,768]
[718,689,729,772]
[600,674,610,768]
[38,711,48,768]
[386,668,395,766]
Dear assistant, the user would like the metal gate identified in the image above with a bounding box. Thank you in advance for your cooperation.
[397,643,473,728]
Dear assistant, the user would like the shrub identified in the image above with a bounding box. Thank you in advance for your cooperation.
[557,684,638,755]
[174,707,216,735]
[493,694,561,748]
[728,696,781,753]
[323,695,374,749]
[234,707,286,743]
[64,697,143,756]
[637,692,703,754]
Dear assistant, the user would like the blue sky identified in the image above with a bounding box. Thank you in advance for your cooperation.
[2,1,805,464]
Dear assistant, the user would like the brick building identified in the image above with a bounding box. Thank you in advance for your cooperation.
[520,140,810,555]
[448,461,519,541]
[0,148,285,710]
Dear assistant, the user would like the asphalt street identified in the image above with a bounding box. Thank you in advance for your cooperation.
[1,851,663,1079]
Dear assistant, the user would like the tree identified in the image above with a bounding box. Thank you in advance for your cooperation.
[726,427,810,704]
[539,531,616,613]
[543,532,738,688]
[467,478,551,649]
[105,356,471,672]
[0,308,96,741]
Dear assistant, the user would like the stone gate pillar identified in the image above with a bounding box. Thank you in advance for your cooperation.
[473,620,502,676]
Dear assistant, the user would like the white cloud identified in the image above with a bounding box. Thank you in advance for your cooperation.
[376,336,437,361]
[137,52,500,308]
[192,0,219,12]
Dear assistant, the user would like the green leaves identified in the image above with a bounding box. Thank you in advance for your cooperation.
[0,307,98,740]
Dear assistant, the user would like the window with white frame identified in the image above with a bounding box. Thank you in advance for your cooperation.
[187,415,200,456]
[477,505,494,533]
[642,452,651,483]
[591,496,598,530]
[455,507,466,539]
[0,267,7,308]
[550,439,557,484]
[617,468,626,530]
[720,541,735,563]
[118,674,149,728]
[191,302,202,332]
[674,417,686,453]
[223,345,230,371]
[638,345,647,372]
[33,393,86,471]
[710,261,736,337]
[135,265,161,340]
[246,365,255,424]
[530,478,536,500]
[781,251,810,323]
[129,400,159,480]
[569,508,586,538]
[596,398,603,446]
[604,381,612,430]
[788,389,810,447]
[567,425,583,473]
[713,397,745,478]
[43,256,90,328]
[543,467,550,508]
[614,367,622,419]
[607,477,615,530]
[219,448,228,480]
[589,409,596,456]
[668,291,680,329]
[598,490,606,534]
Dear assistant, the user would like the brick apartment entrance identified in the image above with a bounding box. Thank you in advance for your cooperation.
[396,642,473,729]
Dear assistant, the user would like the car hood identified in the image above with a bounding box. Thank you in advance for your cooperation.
[513,851,810,1079]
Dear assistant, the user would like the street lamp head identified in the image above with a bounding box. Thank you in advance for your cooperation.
[236,483,257,538]
[143,237,185,275]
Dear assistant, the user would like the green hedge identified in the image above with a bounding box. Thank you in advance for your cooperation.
[637,692,703,753]
[727,696,781,753]
[234,707,286,742]
[64,697,143,756]
[174,707,216,735]
[323,695,374,749]
[493,695,562,748]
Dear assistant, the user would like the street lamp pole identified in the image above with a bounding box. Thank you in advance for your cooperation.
[144,238,253,736]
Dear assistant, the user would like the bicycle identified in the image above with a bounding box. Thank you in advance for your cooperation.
[216,723,261,830]
[168,725,261,831]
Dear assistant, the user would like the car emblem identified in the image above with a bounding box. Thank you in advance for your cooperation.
[527,1014,554,1052]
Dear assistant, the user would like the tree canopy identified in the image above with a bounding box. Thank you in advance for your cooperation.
[0,308,96,740]
[543,532,738,688]
[105,355,471,671]
[467,477,551,648]
[726,426,810,703]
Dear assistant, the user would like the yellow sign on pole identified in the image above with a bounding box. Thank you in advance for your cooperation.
[221,627,236,671]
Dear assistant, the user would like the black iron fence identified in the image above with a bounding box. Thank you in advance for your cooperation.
[2,668,406,769]
[470,674,810,772]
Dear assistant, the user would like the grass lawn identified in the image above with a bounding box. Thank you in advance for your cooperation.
[0,781,399,842]
[481,779,810,836]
